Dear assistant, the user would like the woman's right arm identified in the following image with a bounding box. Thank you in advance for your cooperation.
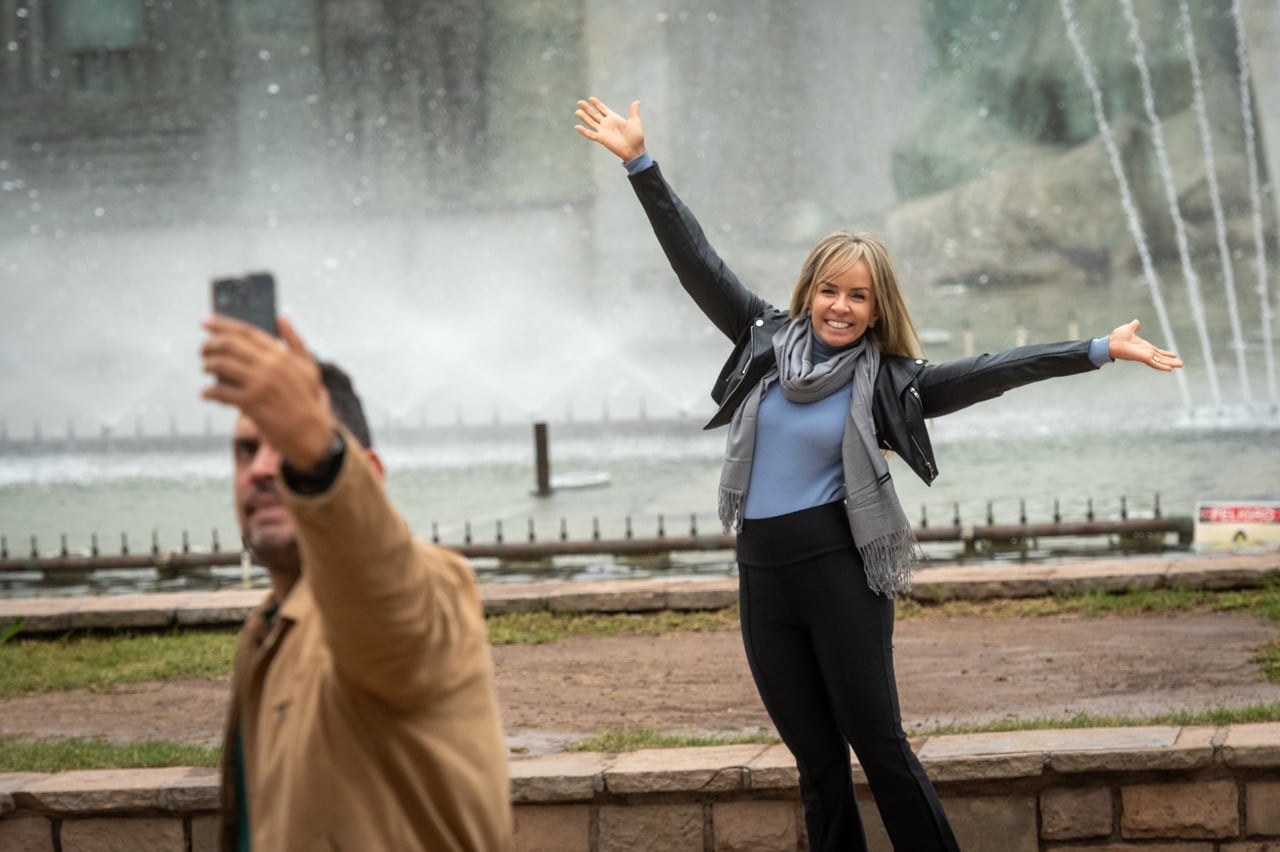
[575,97,766,341]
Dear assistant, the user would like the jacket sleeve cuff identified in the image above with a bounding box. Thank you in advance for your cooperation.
[1088,336,1112,367]
[623,151,654,176]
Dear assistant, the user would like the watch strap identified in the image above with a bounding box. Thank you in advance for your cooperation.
[281,430,346,495]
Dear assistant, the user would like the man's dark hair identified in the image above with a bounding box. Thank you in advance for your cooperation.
[320,361,373,448]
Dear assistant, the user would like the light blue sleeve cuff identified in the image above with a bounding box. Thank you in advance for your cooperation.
[623,151,654,176]
[1088,336,1112,367]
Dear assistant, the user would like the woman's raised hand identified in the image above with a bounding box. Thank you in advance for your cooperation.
[574,97,646,163]
[1107,319,1184,372]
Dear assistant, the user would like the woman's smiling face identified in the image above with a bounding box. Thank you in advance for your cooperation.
[809,259,880,347]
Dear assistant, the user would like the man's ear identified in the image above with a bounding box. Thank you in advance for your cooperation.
[363,448,386,480]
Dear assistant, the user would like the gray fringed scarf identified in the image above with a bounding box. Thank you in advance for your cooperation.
[718,315,920,595]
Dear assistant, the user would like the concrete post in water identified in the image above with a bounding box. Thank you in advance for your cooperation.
[533,421,551,496]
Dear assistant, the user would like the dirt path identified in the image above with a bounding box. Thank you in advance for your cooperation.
[2,612,1277,755]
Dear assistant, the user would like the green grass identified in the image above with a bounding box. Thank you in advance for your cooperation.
[896,580,1280,621]
[486,607,739,645]
[1256,636,1280,682]
[0,628,239,698]
[915,701,1280,737]
[0,735,220,772]
[567,700,1280,753]
[0,620,23,645]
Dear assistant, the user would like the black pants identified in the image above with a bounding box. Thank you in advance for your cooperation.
[738,504,960,852]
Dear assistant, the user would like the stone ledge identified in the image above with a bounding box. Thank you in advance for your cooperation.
[744,744,801,790]
[508,723,1280,804]
[909,552,1279,602]
[0,590,261,634]
[602,744,767,794]
[1223,722,1280,768]
[1,552,1275,635]
[11,767,219,814]
[5,725,1275,814]
[5,725,1279,852]
[509,753,609,803]
[485,578,740,616]
[0,774,46,817]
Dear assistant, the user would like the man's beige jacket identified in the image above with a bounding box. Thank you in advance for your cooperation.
[219,429,512,851]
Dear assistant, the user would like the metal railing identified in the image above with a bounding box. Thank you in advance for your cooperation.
[0,501,1194,576]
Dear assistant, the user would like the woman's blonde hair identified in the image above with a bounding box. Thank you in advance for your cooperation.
[787,231,924,359]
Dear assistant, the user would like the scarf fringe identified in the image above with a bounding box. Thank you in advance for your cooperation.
[718,486,746,533]
[857,527,921,597]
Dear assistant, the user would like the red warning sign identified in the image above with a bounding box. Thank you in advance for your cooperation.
[1195,501,1280,552]
[1198,505,1280,524]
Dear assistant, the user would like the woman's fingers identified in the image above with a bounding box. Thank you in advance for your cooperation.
[577,96,614,125]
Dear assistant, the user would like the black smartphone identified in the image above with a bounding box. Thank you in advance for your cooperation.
[211,272,278,335]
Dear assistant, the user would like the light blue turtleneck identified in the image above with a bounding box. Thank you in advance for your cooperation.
[743,336,854,519]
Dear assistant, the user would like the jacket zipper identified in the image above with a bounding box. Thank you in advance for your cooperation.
[743,319,764,376]
[905,385,935,478]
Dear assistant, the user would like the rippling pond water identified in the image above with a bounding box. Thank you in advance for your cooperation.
[3,374,1277,597]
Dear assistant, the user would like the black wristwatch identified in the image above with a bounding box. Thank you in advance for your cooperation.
[282,430,346,495]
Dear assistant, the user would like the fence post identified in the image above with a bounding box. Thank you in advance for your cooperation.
[533,422,551,496]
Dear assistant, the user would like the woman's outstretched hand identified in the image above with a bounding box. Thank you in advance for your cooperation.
[1108,319,1184,372]
[574,97,646,163]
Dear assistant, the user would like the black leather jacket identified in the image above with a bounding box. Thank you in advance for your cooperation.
[628,162,1101,486]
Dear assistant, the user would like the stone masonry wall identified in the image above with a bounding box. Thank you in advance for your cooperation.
[2,723,1278,852]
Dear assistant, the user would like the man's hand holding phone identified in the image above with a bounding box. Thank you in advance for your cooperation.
[202,276,334,471]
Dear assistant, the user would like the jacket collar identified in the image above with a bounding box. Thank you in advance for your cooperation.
[883,353,930,396]
[276,575,315,627]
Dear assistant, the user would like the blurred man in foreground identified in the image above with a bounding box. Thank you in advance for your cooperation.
[200,314,512,851]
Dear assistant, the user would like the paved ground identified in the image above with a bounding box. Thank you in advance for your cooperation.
[3,610,1277,755]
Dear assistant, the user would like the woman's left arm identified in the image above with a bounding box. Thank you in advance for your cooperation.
[913,319,1182,419]
[914,340,1095,419]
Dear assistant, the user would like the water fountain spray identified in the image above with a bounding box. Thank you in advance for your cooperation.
[1119,0,1220,408]
[1178,0,1251,404]
[1232,0,1279,410]
[1057,0,1192,410]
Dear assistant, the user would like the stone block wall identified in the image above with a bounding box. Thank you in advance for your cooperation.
[3,724,1279,851]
